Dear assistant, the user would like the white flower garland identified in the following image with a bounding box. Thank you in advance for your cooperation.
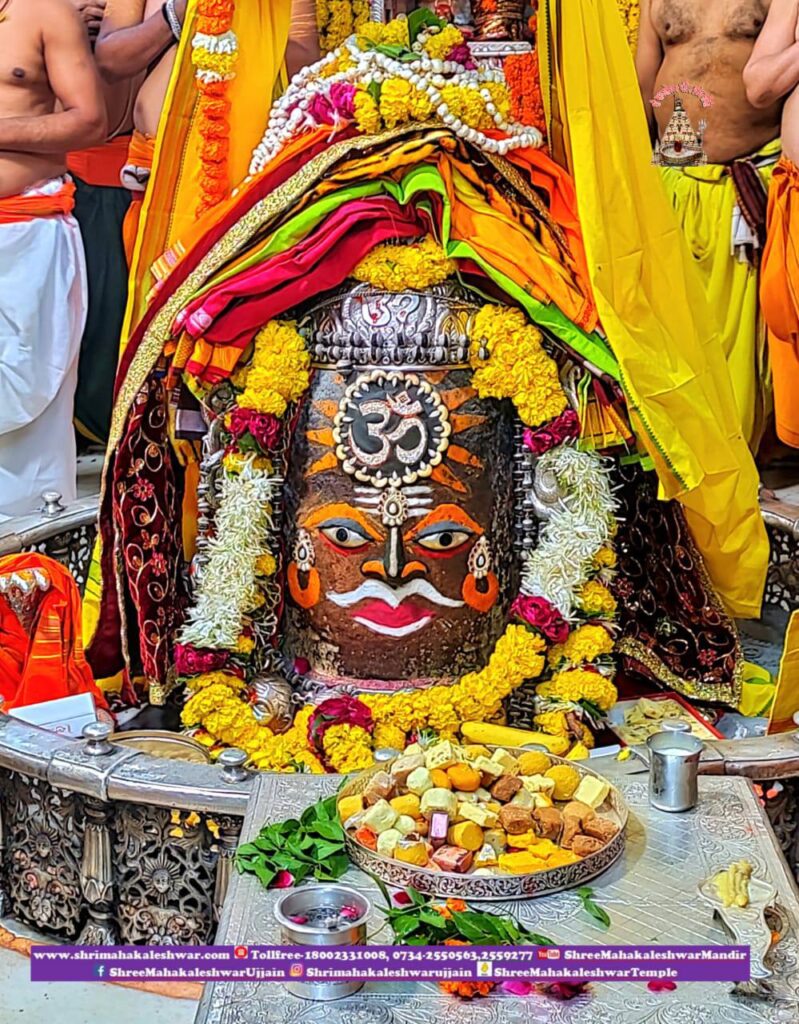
[179,463,280,649]
[250,20,542,175]
[520,444,618,618]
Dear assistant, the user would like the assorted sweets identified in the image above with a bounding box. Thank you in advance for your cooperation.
[614,697,717,744]
[338,741,621,877]
[714,860,753,909]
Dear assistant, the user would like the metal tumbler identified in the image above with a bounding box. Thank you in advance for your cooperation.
[274,884,370,1001]
[647,730,703,812]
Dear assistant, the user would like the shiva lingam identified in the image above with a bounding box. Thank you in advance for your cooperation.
[281,282,520,693]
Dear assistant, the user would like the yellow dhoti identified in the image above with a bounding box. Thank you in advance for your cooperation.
[658,142,780,451]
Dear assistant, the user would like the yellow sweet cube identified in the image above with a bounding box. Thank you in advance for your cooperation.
[458,802,499,828]
[498,851,549,875]
[573,775,611,809]
[425,740,458,771]
[490,748,519,773]
[338,795,364,823]
[390,793,421,818]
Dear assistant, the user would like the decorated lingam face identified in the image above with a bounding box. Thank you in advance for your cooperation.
[282,287,517,686]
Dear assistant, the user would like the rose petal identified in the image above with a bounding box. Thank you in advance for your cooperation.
[501,980,535,996]
[289,915,308,924]
[272,871,295,889]
[647,980,677,993]
[392,891,413,906]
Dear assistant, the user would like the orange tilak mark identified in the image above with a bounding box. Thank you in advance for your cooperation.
[405,503,484,542]
[401,560,428,578]
[449,413,487,434]
[462,571,499,613]
[447,444,483,469]
[287,563,321,609]
[441,386,477,410]
[430,463,468,494]
[314,399,340,420]
[303,502,384,542]
[305,427,336,448]
[306,452,338,477]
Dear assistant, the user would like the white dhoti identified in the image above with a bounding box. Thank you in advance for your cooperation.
[0,178,87,521]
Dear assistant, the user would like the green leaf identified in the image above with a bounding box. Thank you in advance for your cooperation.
[576,887,611,929]
[312,820,345,842]
[419,908,450,930]
[391,913,422,939]
[367,80,382,106]
[408,7,444,43]
[451,912,493,944]
[521,930,556,947]
[312,840,346,861]
[407,888,428,907]
[235,842,260,860]
[254,863,276,889]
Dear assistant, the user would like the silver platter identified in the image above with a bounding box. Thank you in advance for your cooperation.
[340,747,628,900]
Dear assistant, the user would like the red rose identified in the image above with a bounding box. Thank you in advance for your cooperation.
[523,408,580,455]
[228,407,282,451]
[511,595,570,644]
[174,643,230,676]
[307,695,374,770]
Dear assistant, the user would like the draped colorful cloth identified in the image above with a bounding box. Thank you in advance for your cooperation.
[658,140,779,450]
[121,130,155,265]
[761,156,799,448]
[0,180,75,224]
[0,555,107,712]
[539,0,768,619]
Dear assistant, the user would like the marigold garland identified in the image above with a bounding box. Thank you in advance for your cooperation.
[192,1,238,217]
[537,670,618,714]
[504,50,547,139]
[239,321,311,418]
[316,0,370,55]
[352,237,456,292]
[616,0,640,52]
[469,304,568,427]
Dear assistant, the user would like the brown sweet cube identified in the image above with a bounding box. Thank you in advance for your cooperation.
[533,806,563,841]
[431,845,474,873]
[491,775,523,803]
[390,753,425,787]
[498,805,534,836]
[561,801,595,849]
[582,816,619,844]
[571,835,605,857]
[363,771,394,806]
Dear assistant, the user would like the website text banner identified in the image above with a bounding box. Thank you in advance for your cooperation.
[30,945,750,984]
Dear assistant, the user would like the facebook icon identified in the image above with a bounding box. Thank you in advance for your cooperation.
[94,964,106,978]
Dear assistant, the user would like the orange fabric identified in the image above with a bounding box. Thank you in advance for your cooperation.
[67,135,131,188]
[121,131,156,265]
[0,554,108,712]
[761,156,799,447]
[0,181,75,224]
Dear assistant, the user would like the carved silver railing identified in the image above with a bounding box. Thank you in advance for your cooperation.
[0,492,99,594]
[0,715,251,945]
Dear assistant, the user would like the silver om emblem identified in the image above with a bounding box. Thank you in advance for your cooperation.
[333,370,451,487]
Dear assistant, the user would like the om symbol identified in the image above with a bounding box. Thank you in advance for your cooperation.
[334,370,451,487]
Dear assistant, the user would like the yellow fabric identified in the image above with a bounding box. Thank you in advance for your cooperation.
[768,611,799,732]
[659,142,779,450]
[539,0,768,619]
[738,661,775,718]
[84,0,291,652]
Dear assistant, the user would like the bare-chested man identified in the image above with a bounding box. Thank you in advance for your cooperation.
[93,0,320,264]
[744,0,799,448]
[637,0,782,452]
[0,0,107,519]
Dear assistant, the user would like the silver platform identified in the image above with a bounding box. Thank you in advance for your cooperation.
[196,773,799,1024]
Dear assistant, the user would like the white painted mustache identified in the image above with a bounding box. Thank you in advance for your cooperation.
[328,578,464,609]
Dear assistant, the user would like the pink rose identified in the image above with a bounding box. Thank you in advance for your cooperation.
[174,643,230,676]
[501,980,535,996]
[523,408,580,455]
[273,871,295,889]
[647,980,677,993]
[511,595,570,644]
[329,82,356,119]
[228,407,282,451]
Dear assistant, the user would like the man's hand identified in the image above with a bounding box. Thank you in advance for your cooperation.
[72,0,106,39]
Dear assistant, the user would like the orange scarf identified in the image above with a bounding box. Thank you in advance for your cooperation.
[0,554,108,713]
[67,135,132,189]
[122,130,157,264]
[0,181,76,225]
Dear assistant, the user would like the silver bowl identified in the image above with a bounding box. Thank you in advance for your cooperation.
[340,748,628,900]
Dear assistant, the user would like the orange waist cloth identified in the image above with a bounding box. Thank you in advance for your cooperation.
[0,180,75,225]
[67,135,132,188]
[0,553,108,713]
[124,129,156,174]
[761,156,799,447]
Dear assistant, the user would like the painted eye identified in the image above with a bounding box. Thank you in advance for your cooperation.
[319,519,372,550]
[414,528,473,553]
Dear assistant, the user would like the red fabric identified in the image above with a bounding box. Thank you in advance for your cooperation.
[0,554,108,712]
[182,196,428,382]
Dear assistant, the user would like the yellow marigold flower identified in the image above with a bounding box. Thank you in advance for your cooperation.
[353,86,382,134]
[470,305,567,427]
[234,634,255,655]
[559,624,615,665]
[238,321,310,418]
[423,24,464,61]
[534,710,570,736]
[372,723,406,751]
[578,580,618,618]
[358,18,409,49]
[352,237,455,292]
[223,451,247,474]
[379,77,413,130]
[255,552,277,576]
[593,546,617,569]
[184,671,246,693]
[537,670,618,713]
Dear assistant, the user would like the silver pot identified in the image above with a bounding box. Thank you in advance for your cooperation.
[647,731,703,812]
[274,884,370,1001]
